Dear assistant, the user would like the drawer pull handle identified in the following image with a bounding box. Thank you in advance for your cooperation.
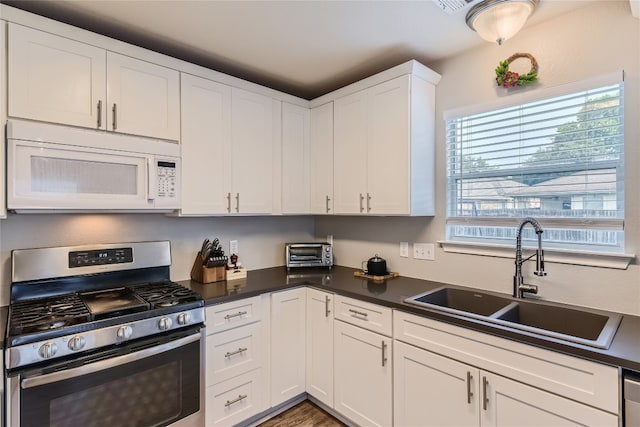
[325,295,331,317]
[225,394,247,407]
[349,309,368,319]
[467,371,474,404]
[482,376,489,410]
[224,311,248,320]
[225,347,248,358]
[381,340,387,367]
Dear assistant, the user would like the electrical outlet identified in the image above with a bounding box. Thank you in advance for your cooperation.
[327,235,333,245]
[414,243,435,261]
[400,242,409,258]
[230,240,238,255]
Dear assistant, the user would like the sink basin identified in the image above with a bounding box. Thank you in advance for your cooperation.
[404,286,622,349]
[404,287,513,318]
[493,301,622,349]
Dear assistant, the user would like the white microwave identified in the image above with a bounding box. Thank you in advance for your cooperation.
[6,119,181,212]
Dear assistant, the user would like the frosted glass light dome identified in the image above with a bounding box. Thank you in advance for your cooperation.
[466,0,539,45]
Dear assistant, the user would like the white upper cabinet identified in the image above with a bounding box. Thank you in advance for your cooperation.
[180,73,232,215]
[281,102,310,214]
[1,20,6,218]
[7,23,180,141]
[310,102,334,214]
[333,72,436,215]
[230,87,275,214]
[8,23,106,130]
[106,52,180,140]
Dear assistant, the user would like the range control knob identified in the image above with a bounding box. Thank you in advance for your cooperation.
[39,342,58,359]
[158,317,173,331]
[177,312,191,325]
[68,336,86,351]
[117,325,133,340]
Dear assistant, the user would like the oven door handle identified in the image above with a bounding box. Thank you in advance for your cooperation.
[21,333,200,389]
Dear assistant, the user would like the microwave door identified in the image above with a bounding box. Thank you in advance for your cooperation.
[8,139,153,211]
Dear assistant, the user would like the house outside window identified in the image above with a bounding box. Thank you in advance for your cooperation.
[445,74,624,253]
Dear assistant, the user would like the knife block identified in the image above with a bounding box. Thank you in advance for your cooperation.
[190,252,227,284]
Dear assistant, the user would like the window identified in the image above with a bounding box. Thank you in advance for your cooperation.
[445,75,624,253]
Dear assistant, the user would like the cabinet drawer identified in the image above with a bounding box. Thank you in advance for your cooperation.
[206,322,264,386]
[206,296,262,333]
[394,310,619,413]
[334,295,392,336]
[205,368,265,427]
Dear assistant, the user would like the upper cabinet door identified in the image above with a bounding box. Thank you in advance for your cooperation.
[106,52,180,141]
[180,73,232,215]
[231,87,274,214]
[310,102,334,215]
[7,23,106,129]
[333,89,368,214]
[367,75,411,215]
[281,102,310,214]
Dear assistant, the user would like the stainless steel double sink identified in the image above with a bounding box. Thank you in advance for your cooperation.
[404,287,622,349]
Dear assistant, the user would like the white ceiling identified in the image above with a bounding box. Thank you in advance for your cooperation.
[3,0,593,99]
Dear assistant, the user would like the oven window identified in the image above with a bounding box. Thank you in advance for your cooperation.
[19,339,200,427]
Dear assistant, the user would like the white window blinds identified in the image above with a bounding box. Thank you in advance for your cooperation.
[445,77,624,252]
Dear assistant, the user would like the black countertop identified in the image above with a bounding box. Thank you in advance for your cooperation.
[181,265,640,372]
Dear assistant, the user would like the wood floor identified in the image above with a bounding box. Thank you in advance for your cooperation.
[257,401,347,427]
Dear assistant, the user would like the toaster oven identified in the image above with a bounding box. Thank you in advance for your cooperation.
[286,243,333,270]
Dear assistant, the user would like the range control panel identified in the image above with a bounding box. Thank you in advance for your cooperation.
[69,247,134,268]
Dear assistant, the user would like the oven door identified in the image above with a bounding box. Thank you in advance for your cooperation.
[7,327,204,427]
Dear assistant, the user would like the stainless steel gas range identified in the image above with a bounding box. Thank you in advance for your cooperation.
[4,241,205,427]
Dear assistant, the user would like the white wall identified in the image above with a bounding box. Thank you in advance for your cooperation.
[0,214,314,306]
[316,1,640,315]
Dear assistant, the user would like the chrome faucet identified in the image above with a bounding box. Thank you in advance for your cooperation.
[513,217,547,298]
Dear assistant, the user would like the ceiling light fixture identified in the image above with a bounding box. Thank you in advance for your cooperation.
[466,0,539,45]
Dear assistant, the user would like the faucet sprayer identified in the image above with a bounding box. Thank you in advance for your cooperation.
[513,217,547,298]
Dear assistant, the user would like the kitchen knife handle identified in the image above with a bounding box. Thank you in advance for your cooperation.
[467,371,474,404]
[326,195,331,213]
[112,103,118,130]
[97,100,102,128]
[359,193,364,213]
[367,193,372,212]
[381,340,387,367]
[325,295,331,317]
[482,376,489,410]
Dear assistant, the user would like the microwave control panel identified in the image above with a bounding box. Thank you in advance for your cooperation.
[156,161,177,199]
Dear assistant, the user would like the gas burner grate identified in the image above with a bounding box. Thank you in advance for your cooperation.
[8,294,91,336]
[133,281,201,309]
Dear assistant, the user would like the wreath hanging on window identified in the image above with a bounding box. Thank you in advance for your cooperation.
[495,53,539,88]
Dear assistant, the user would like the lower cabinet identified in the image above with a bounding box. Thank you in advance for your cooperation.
[306,288,334,408]
[205,297,267,426]
[270,287,307,406]
[334,319,393,427]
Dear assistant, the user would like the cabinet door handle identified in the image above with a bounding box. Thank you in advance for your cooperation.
[325,295,331,317]
[367,193,372,212]
[348,308,368,319]
[381,340,388,367]
[97,100,102,128]
[225,347,248,358]
[482,376,489,410]
[224,394,247,407]
[359,193,365,213]
[467,371,474,404]
[226,192,232,213]
[224,311,247,320]
[326,195,331,213]
[112,103,118,130]
[235,193,240,213]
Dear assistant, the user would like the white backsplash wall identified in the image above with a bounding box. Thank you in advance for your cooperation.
[0,214,314,306]
[316,1,640,316]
